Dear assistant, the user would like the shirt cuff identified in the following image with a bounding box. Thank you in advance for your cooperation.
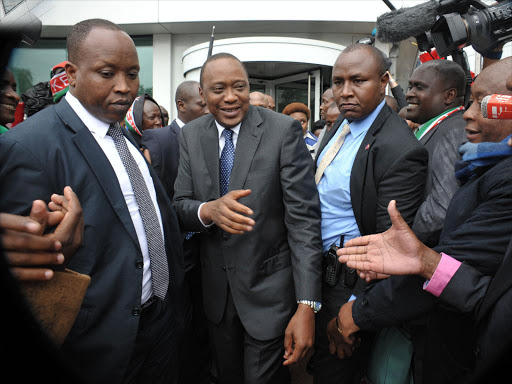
[423,252,461,297]
[198,202,215,228]
[348,295,356,302]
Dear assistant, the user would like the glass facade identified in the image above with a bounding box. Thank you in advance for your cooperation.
[8,36,153,98]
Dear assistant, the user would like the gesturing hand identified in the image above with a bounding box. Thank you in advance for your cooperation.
[201,189,255,234]
[337,200,440,281]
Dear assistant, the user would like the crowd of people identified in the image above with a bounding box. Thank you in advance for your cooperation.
[1,16,511,384]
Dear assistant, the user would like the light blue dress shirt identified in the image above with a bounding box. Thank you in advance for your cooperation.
[317,100,386,252]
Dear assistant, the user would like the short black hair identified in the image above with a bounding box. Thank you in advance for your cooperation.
[175,80,200,107]
[199,52,248,88]
[419,59,466,97]
[342,44,389,76]
[67,19,123,63]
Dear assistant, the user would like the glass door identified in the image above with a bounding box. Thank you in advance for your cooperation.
[271,70,321,130]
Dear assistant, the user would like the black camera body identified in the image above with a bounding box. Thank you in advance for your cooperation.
[416,0,512,58]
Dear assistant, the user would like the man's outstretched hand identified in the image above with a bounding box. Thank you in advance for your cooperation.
[200,189,255,234]
[337,200,441,281]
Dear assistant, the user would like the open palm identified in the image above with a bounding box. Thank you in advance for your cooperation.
[337,200,427,277]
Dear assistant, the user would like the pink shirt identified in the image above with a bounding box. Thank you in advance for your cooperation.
[423,253,461,297]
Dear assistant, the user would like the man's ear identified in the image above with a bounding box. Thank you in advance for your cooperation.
[177,100,186,113]
[381,71,390,93]
[65,62,78,88]
[444,88,457,105]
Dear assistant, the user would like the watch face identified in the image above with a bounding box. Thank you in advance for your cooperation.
[314,302,322,312]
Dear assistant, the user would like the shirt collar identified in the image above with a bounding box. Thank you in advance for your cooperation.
[342,99,386,139]
[65,91,110,138]
[175,117,185,128]
[215,120,241,139]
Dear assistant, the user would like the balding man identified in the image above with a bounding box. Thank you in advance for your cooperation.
[143,80,211,384]
[0,19,184,383]
[310,43,427,384]
[266,94,276,111]
[249,91,269,109]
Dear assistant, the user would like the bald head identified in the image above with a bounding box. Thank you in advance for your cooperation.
[250,91,269,108]
[266,94,275,111]
[175,80,207,123]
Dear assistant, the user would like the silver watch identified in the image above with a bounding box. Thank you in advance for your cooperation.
[297,300,322,313]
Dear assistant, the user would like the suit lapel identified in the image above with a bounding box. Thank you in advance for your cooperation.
[201,119,221,197]
[350,105,391,233]
[420,125,437,145]
[229,106,264,191]
[55,99,141,250]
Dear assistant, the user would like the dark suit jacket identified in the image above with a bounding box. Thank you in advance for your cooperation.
[316,104,428,239]
[439,237,512,375]
[173,105,323,340]
[352,156,512,383]
[316,104,427,297]
[0,99,185,384]
[412,111,466,247]
[141,119,181,201]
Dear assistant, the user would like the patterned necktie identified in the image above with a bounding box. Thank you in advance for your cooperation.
[107,123,169,300]
[220,128,235,196]
[315,123,351,184]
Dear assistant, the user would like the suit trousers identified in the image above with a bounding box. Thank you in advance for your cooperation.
[123,298,178,384]
[208,288,291,384]
[309,278,372,384]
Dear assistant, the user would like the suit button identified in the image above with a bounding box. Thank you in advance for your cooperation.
[222,235,229,242]
[222,266,226,271]
[475,346,480,357]
[132,308,141,316]
[361,299,368,307]
[135,261,143,269]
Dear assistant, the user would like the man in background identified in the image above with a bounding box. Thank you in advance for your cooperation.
[249,91,269,109]
[142,79,211,384]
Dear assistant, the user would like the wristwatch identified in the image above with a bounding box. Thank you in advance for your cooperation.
[297,300,322,313]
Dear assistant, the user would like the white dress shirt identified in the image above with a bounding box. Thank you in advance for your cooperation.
[66,92,165,305]
[197,121,242,226]
[175,117,185,128]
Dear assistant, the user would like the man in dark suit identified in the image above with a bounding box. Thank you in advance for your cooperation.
[173,52,323,383]
[310,44,428,384]
[0,19,184,384]
[142,80,210,384]
[405,59,467,248]
[335,57,512,384]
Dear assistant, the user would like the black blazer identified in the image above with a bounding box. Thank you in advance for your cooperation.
[352,156,512,383]
[316,104,428,237]
[141,119,181,200]
[0,99,185,384]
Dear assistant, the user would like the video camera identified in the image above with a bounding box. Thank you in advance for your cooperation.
[416,0,512,58]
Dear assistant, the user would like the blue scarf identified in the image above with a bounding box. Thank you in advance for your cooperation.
[455,135,512,184]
